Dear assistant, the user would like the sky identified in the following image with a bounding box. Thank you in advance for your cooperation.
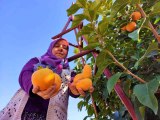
[0,0,88,119]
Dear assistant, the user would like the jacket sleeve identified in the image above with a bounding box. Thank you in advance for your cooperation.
[19,57,39,95]
[68,70,79,98]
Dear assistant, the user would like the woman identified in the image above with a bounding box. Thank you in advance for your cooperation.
[0,38,87,120]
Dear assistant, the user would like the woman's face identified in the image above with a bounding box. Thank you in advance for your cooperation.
[52,40,69,59]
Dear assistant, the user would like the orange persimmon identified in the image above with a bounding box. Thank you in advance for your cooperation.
[130,11,141,21]
[72,64,93,93]
[31,68,62,94]
[31,68,55,90]
[51,73,62,96]
[126,21,137,32]
[76,78,92,91]
[82,64,92,78]
[73,73,84,84]
[121,25,127,31]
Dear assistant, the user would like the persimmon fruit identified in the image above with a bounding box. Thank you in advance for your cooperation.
[73,73,84,84]
[76,78,92,91]
[73,64,93,92]
[31,68,61,92]
[130,11,141,21]
[126,21,137,32]
[82,64,92,78]
[121,25,126,31]
[52,73,62,96]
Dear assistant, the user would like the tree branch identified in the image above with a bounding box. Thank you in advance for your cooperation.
[136,4,160,43]
[106,49,146,83]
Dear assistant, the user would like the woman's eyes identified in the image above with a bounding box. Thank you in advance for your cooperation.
[55,44,68,50]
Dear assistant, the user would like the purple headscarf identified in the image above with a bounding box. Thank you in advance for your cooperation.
[38,38,70,74]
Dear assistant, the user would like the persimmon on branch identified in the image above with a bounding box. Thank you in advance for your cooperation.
[105,49,146,83]
[136,4,160,43]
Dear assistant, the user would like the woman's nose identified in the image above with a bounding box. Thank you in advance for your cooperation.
[58,45,63,51]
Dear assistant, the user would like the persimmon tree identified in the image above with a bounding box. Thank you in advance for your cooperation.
[67,0,160,119]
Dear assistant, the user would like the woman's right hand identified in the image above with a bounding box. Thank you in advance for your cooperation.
[32,85,56,99]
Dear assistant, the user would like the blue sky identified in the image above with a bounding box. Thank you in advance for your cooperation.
[0,0,88,119]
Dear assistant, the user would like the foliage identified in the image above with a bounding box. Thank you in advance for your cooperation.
[67,0,160,119]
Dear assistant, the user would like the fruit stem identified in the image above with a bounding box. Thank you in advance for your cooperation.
[136,4,160,43]
[106,49,146,83]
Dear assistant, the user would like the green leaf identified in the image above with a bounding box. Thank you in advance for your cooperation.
[128,29,140,41]
[103,80,109,99]
[95,61,110,78]
[87,0,102,10]
[143,42,159,57]
[147,50,159,58]
[149,1,160,16]
[133,98,145,120]
[142,18,151,30]
[87,105,94,116]
[131,0,141,4]
[110,0,130,18]
[134,42,159,68]
[83,116,91,120]
[122,79,131,97]
[95,50,112,78]
[77,23,94,37]
[139,106,145,119]
[98,18,109,34]
[154,17,160,24]
[83,42,100,50]
[107,72,122,94]
[85,0,102,21]
[86,53,92,61]
[133,79,160,114]
[67,4,80,16]
[74,48,79,54]
[76,0,87,8]
[128,18,146,41]
[83,8,96,22]
[88,9,96,22]
[156,75,160,83]
[77,100,84,111]
[71,14,85,27]
[71,21,81,28]
[73,14,85,21]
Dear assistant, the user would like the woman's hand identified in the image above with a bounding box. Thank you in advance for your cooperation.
[68,82,94,97]
[32,85,56,99]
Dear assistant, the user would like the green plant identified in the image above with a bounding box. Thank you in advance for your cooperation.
[67,0,160,119]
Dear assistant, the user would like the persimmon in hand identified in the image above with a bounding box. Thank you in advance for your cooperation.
[82,64,92,78]
[32,68,61,93]
[72,64,93,93]
[76,78,92,91]
[51,73,62,96]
